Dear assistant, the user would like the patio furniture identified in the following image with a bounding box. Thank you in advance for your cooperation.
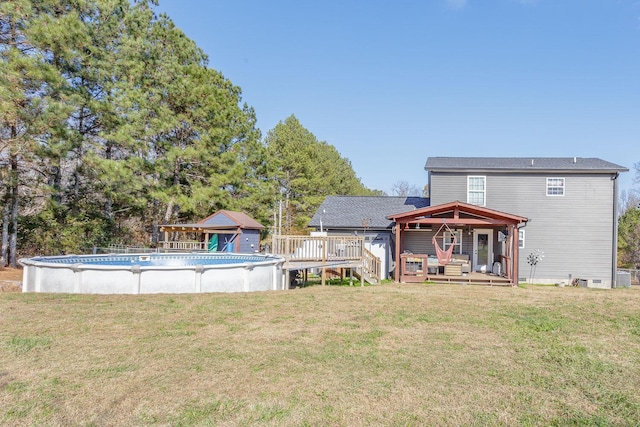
[444,263,462,276]
[427,255,441,274]
[400,253,430,282]
[450,254,471,274]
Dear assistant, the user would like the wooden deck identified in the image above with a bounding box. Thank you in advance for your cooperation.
[422,272,513,286]
[272,235,381,286]
[400,253,516,286]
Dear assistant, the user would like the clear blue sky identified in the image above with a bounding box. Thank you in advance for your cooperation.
[155,0,639,195]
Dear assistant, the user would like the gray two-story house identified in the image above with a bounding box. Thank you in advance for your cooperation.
[310,157,628,288]
[425,157,627,287]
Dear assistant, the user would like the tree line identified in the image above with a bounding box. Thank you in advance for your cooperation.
[6,1,634,271]
[0,0,378,267]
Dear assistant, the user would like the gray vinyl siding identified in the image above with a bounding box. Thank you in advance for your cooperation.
[429,172,616,284]
[403,230,474,257]
[403,231,432,255]
[238,230,261,253]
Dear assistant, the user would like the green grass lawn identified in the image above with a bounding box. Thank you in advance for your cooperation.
[1,284,639,426]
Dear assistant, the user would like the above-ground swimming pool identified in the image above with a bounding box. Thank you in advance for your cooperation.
[19,253,285,294]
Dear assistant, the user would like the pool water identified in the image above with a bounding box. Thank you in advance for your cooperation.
[33,253,268,267]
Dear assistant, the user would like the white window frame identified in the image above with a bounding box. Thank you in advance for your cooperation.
[443,230,462,254]
[546,177,565,196]
[467,176,486,206]
[518,229,525,249]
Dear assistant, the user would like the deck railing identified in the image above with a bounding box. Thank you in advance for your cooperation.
[271,235,364,262]
[272,235,381,284]
[362,247,382,284]
[160,241,207,251]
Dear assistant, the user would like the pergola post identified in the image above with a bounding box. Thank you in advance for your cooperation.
[513,226,520,286]
[507,224,515,283]
[394,222,401,283]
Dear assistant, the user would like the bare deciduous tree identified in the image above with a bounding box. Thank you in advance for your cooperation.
[391,180,423,197]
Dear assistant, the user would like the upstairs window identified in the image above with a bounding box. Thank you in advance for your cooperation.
[467,176,486,206]
[546,178,565,196]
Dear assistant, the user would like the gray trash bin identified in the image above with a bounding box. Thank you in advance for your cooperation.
[616,271,631,288]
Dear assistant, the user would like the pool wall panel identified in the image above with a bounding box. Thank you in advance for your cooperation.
[83,269,140,294]
[19,253,285,294]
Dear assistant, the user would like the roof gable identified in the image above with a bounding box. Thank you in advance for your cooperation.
[388,200,528,225]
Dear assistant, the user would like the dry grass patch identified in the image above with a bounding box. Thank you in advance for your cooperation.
[1,284,639,426]
[0,267,22,292]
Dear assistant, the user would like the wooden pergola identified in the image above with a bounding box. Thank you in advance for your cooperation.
[387,201,528,285]
[159,210,265,252]
[158,223,244,251]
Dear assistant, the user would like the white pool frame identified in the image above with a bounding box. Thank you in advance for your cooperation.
[19,253,285,294]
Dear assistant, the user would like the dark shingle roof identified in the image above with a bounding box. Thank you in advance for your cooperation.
[309,196,429,230]
[425,157,628,173]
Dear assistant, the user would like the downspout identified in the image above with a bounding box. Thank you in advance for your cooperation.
[612,172,620,288]
[515,222,528,285]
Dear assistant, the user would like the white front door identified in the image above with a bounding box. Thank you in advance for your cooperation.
[473,229,493,272]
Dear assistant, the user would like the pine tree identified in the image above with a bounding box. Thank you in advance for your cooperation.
[265,115,376,233]
[0,0,71,264]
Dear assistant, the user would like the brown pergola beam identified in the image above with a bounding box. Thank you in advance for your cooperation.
[398,218,521,226]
